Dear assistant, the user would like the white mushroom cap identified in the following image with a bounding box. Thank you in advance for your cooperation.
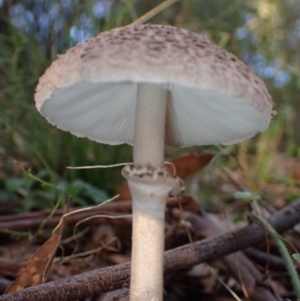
[35,24,275,147]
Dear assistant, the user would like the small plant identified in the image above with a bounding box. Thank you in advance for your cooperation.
[3,166,109,212]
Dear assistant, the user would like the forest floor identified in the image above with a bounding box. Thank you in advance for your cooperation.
[0,152,300,301]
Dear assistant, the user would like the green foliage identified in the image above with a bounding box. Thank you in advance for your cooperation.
[2,167,109,213]
[61,179,109,206]
[0,2,133,194]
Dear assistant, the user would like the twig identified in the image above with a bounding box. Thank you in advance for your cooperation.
[0,200,132,223]
[251,214,300,299]
[244,248,287,272]
[172,208,283,301]
[131,0,180,25]
[1,200,300,301]
[0,211,132,231]
[0,197,193,231]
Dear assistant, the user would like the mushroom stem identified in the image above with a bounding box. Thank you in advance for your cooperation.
[133,83,167,168]
[129,178,169,301]
[129,83,168,301]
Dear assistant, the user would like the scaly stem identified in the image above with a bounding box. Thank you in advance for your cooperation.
[129,180,169,301]
[129,83,168,301]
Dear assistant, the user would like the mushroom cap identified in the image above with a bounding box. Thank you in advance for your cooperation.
[35,24,274,147]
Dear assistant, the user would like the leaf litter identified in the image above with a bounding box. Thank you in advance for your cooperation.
[0,152,300,301]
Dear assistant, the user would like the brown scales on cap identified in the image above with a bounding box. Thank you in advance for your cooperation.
[36,24,273,117]
[35,24,275,148]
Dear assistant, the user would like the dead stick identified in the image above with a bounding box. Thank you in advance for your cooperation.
[0,197,190,230]
[244,248,287,271]
[1,200,300,301]
[0,211,132,230]
[172,209,282,301]
[0,201,132,224]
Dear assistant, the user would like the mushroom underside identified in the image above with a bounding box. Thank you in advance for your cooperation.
[40,81,268,147]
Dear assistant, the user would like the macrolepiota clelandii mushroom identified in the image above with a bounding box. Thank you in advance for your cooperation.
[35,24,275,301]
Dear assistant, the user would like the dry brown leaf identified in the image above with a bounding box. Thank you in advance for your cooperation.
[167,196,200,213]
[4,204,69,293]
[117,152,214,200]
[165,152,214,179]
[291,158,300,183]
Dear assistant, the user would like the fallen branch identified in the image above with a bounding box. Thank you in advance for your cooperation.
[244,248,286,271]
[0,197,194,230]
[172,208,283,301]
[0,201,133,230]
[173,209,282,301]
[1,200,300,301]
[0,211,132,232]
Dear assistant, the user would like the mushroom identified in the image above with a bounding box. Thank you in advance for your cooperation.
[35,24,275,301]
